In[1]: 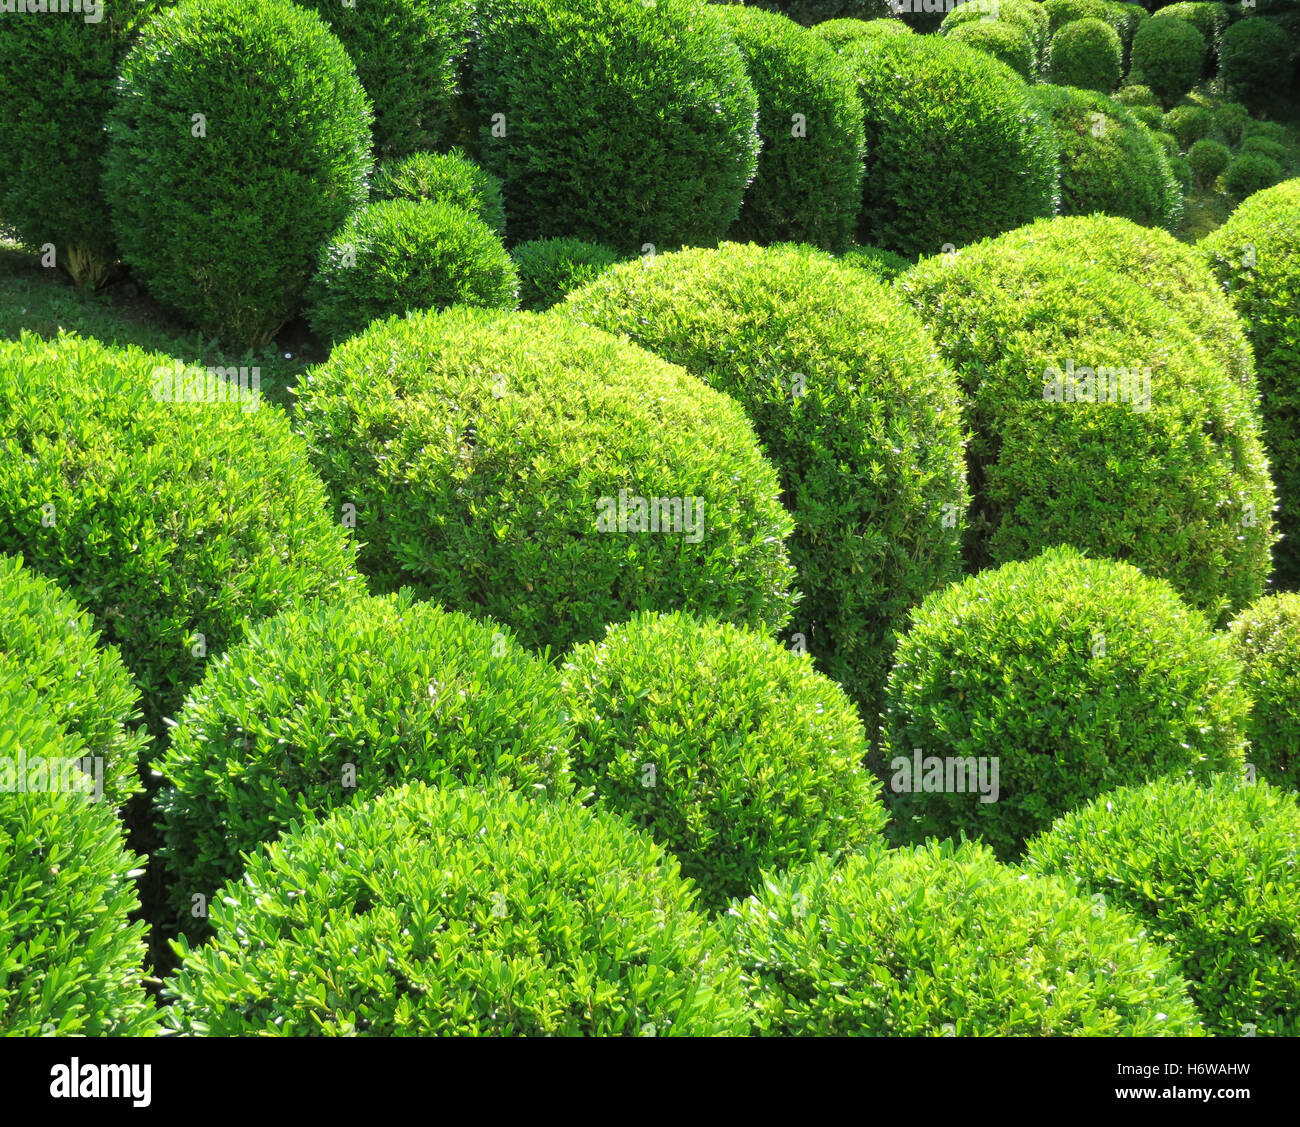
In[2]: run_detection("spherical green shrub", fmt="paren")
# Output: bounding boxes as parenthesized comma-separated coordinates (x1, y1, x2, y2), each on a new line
(371, 149, 507, 238)
(154, 591, 574, 928)
(1129, 104, 1165, 129)
(1241, 136, 1293, 164)
(304, 200, 518, 345)
(1031, 85, 1182, 231)
(880, 546, 1250, 860)
(288, 0, 474, 159)
(1042, 0, 1114, 35)
(1189, 137, 1231, 185)
(840, 33, 1059, 256)
(947, 19, 1036, 79)
(1025, 774, 1300, 1036)
(839, 242, 913, 280)
(1203, 179, 1300, 586)
(0, 554, 148, 810)
(1164, 104, 1213, 149)
(1211, 101, 1250, 145)
(1113, 83, 1160, 107)
(729, 1, 896, 27)
(161, 780, 748, 1036)
(561, 242, 967, 717)
(1048, 18, 1123, 92)
(1243, 118, 1289, 145)
(0, 332, 362, 732)
(1152, 2, 1230, 75)
(1224, 150, 1285, 198)
(0, 0, 162, 288)
(727, 839, 1204, 1036)
(511, 237, 621, 311)
(1220, 14, 1292, 109)
(560, 611, 889, 912)
(714, 4, 865, 253)
(1229, 594, 1300, 790)
(1129, 17, 1208, 108)
(103, 0, 372, 348)
(811, 15, 913, 52)
(897, 215, 1275, 622)
(1152, 129, 1181, 158)
(464, 0, 759, 254)
(294, 307, 797, 655)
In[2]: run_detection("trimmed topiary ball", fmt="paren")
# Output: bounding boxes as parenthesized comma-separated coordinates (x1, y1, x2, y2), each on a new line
(732, 0, 896, 25)
(560, 611, 889, 913)
(1221, 18, 1294, 110)
(1152, 2, 1230, 75)
(839, 242, 913, 280)
(879, 546, 1250, 860)
(1211, 100, 1250, 145)
(811, 15, 913, 51)
(1241, 136, 1294, 165)
(946, 19, 1036, 80)
(714, 4, 865, 253)
(294, 306, 797, 655)
(1042, 0, 1114, 34)
(103, 0, 373, 348)
(1224, 150, 1285, 198)
(1129, 17, 1207, 108)
(304, 200, 518, 345)
(1189, 137, 1231, 186)
(727, 839, 1205, 1036)
(560, 242, 968, 718)
(1047, 18, 1123, 93)
(1025, 774, 1300, 1036)
(1229, 593, 1300, 790)
(161, 780, 748, 1035)
(464, 0, 759, 254)
(154, 591, 574, 931)
(1113, 83, 1160, 107)
(941, 0, 1049, 75)
(1165, 104, 1213, 149)
(1129, 103, 1165, 129)
(371, 149, 507, 238)
(511, 237, 621, 311)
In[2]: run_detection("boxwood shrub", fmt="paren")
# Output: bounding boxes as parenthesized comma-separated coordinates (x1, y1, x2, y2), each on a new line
(103, 0, 373, 348)
(1241, 136, 1294, 165)
(1224, 150, 1286, 197)
(1042, 0, 1114, 35)
(1129, 104, 1165, 129)
(941, 0, 1049, 74)
(1212, 100, 1250, 144)
(511, 237, 621, 311)
(371, 149, 507, 238)
(1113, 83, 1160, 107)
(1229, 593, 1300, 790)
(1152, 2, 1230, 75)
(896, 216, 1275, 621)
(294, 306, 797, 655)
(464, 0, 759, 254)
(1048, 18, 1123, 92)
(1165, 103, 1214, 148)
(811, 15, 913, 50)
(726, 840, 1204, 1036)
(304, 200, 518, 345)
(1025, 775, 1300, 1036)
(732, 0, 896, 25)
(946, 20, 1036, 80)
(1129, 17, 1208, 107)
(840, 242, 913, 280)
(1152, 129, 1181, 159)
(162, 780, 748, 1036)
(0, 332, 362, 732)
(1105, 0, 1147, 69)
(1189, 137, 1232, 186)
(714, 4, 865, 253)
(1221, 15, 1293, 111)
(561, 242, 967, 717)
(560, 611, 889, 912)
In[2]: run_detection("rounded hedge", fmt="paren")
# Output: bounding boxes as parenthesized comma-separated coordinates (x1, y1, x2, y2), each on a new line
(897, 215, 1274, 621)
(1129, 17, 1208, 108)
(1025, 775, 1300, 1036)
(1152, 129, 1181, 159)
(1229, 593, 1300, 790)
(726, 839, 1204, 1036)
(161, 781, 748, 1036)
(1042, 0, 1114, 35)
(371, 149, 507, 238)
(560, 611, 889, 912)
(1113, 83, 1160, 107)
(880, 546, 1250, 859)
(839, 33, 1059, 257)
(737, 0, 896, 25)
(1152, 2, 1230, 74)
(1165, 103, 1214, 148)
(1048, 18, 1123, 92)
(561, 242, 968, 717)
(104, 0, 372, 348)
(304, 200, 518, 345)
(0, 332, 362, 732)
(1221, 17, 1294, 109)
(1129, 103, 1165, 129)
(0, 554, 147, 811)
(947, 19, 1036, 80)
(511, 237, 621, 311)
(714, 4, 865, 253)
(1203, 179, 1300, 586)
(1243, 118, 1289, 145)
(464, 0, 759, 254)
(1211, 100, 1250, 145)
(1224, 150, 1285, 198)
(154, 591, 573, 930)
(294, 306, 797, 655)
(940, 0, 1049, 74)
(1189, 137, 1231, 186)
(811, 15, 913, 51)
(839, 242, 913, 280)
(1241, 136, 1293, 164)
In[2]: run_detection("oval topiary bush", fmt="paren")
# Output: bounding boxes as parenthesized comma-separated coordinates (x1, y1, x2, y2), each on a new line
(1211, 100, 1250, 145)
(1152, 2, 1230, 75)
(1047, 17, 1123, 92)
(103, 0, 373, 348)
(1189, 137, 1231, 186)
(561, 242, 968, 718)
(1229, 593, 1300, 790)
(839, 242, 913, 280)
(1151, 129, 1181, 159)
(1224, 150, 1285, 198)
(1165, 103, 1214, 149)
(560, 611, 889, 913)
(1042, 0, 1114, 35)
(733, 0, 896, 25)
(154, 591, 574, 931)
(371, 149, 507, 238)
(294, 306, 797, 655)
(1241, 136, 1294, 165)
(714, 4, 865, 253)
(1129, 16, 1208, 108)
(811, 15, 913, 51)
(946, 19, 1036, 80)
(940, 0, 1049, 74)
(1025, 774, 1300, 1036)
(304, 199, 518, 345)
(727, 839, 1205, 1036)
(1129, 103, 1165, 129)
(879, 546, 1250, 860)
(511, 237, 621, 311)
(464, 0, 759, 254)
(161, 780, 748, 1035)
(1113, 83, 1160, 107)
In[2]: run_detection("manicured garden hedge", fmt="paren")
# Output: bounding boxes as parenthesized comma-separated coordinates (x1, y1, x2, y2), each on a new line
(946, 19, 1035, 80)
(1047, 17, 1123, 92)
(1129, 16, 1208, 107)
(371, 150, 507, 238)
(511, 238, 621, 311)
(1229, 593, 1300, 790)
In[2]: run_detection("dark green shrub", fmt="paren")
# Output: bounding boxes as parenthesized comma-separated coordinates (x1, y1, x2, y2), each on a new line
(1105, 0, 1148, 68)
(0, 332, 361, 732)
(1211, 100, 1250, 144)
(1048, 18, 1123, 92)
(0, 554, 147, 810)
(1130, 103, 1165, 128)
(1025, 775, 1300, 1036)
(464, 0, 759, 254)
(162, 780, 748, 1035)
(1042, 0, 1114, 35)
(294, 307, 797, 655)
(511, 238, 621, 311)
(1224, 150, 1285, 196)
(1242, 136, 1293, 164)
(839, 242, 913, 280)
(1243, 118, 1289, 144)
(941, 0, 1048, 73)
(947, 19, 1036, 79)
(561, 242, 967, 717)
(1113, 83, 1160, 106)
(1203, 179, 1300, 585)
(103, 0, 372, 349)
(1152, 129, 1181, 158)
(1153, 2, 1231, 74)
(560, 611, 888, 912)
(1130, 17, 1208, 107)
(1189, 137, 1232, 184)
(840, 34, 1059, 256)
(727, 839, 1204, 1036)
(1229, 593, 1300, 790)
(811, 15, 913, 52)
(1220, 14, 1292, 109)
(1171, 153, 1195, 189)
(371, 149, 507, 238)
(154, 591, 573, 929)
(896, 215, 1275, 621)
(724, 1, 896, 26)
(715, 4, 865, 253)
(304, 200, 517, 345)
(1165, 103, 1214, 148)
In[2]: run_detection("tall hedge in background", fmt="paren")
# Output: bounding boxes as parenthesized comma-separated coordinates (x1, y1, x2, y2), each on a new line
(1219, 16, 1293, 112)
(1129, 16, 1207, 107)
